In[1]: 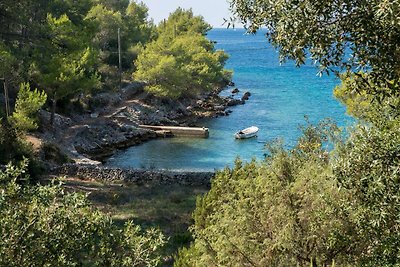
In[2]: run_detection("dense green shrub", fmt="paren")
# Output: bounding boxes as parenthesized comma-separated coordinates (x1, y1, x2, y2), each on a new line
(0, 119, 32, 164)
(177, 118, 400, 266)
(333, 120, 400, 266)
(42, 142, 72, 165)
(0, 160, 165, 266)
(176, 122, 356, 266)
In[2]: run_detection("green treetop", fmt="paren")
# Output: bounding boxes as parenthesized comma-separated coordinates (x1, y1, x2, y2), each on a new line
(134, 8, 230, 99)
(30, 14, 100, 124)
(158, 8, 212, 37)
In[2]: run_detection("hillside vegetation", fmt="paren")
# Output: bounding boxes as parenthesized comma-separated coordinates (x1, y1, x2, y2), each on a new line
(0, 0, 229, 165)
(1, 0, 400, 266)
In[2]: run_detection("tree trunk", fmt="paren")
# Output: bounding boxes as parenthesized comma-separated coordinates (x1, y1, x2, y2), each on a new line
(50, 92, 57, 126)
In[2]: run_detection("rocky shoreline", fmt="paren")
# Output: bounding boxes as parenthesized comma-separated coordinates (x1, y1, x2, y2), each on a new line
(36, 82, 251, 167)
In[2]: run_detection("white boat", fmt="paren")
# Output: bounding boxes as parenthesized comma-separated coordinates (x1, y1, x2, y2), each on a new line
(234, 126, 259, 139)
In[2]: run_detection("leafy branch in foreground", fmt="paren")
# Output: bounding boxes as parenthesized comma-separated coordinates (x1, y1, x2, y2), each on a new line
(229, 0, 400, 99)
(0, 160, 165, 267)
(333, 118, 400, 266)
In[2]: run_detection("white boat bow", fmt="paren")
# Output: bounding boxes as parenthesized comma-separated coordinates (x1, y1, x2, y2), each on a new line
(235, 126, 259, 139)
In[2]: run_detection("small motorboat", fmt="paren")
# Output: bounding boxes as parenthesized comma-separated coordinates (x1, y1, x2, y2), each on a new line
(234, 126, 259, 139)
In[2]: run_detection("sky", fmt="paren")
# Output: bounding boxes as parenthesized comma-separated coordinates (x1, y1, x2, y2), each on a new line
(140, 0, 234, 28)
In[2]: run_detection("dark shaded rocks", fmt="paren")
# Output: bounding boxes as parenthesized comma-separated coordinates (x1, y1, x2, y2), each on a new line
(38, 110, 72, 130)
(226, 98, 245, 106)
(241, 91, 251, 101)
(231, 88, 240, 94)
(216, 110, 228, 116)
(214, 105, 225, 111)
(74, 122, 157, 160)
(228, 81, 235, 87)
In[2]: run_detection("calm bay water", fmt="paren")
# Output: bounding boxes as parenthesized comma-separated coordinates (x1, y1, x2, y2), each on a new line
(105, 29, 350, 171)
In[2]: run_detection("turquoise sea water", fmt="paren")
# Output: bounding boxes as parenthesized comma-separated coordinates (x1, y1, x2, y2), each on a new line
(105, 28, 351, 171)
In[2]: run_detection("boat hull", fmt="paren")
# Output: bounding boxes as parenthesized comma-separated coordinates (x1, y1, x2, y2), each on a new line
(234, 126, 259, 139)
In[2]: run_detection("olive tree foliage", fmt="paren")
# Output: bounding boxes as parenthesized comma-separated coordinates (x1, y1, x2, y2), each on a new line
(0, 160, 165, 267)
(229, 0, 400, 99)
(333, 119, 400, 266)
(176, 121, 356, 267)
(334, 72, 400, 124)
(134, 9, 230, 99)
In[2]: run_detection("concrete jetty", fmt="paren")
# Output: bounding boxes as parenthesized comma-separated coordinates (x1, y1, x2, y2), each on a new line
(139, 125, 209, 138)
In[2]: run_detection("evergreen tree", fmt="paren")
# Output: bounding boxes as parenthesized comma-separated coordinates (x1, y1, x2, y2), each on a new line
(134, 8, 230, 99)
(9, 83, 47, 132)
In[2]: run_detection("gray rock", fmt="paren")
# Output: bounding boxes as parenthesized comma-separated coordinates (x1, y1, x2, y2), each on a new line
(214, 105, 225, 111)
(227, 98, 245, 106)
(231, 88, 240, 94)
(241, 91, 251, 101)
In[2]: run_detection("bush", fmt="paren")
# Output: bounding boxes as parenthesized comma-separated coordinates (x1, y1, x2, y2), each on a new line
(0, 160, 165, 266)
(176, 122, 355, 266)
(0, 120, 32, 164)
(333, 120, 400, 266)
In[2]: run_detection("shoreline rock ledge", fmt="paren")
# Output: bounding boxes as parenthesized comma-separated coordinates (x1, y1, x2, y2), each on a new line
(52, 164, 214, 186)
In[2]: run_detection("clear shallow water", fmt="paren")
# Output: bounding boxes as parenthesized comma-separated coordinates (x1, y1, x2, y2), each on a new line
(105, 28, 351, 171)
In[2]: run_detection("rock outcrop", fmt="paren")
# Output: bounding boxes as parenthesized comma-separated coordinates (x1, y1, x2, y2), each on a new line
(241, 91, 251, 101)
(74, 121, 157, 160)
